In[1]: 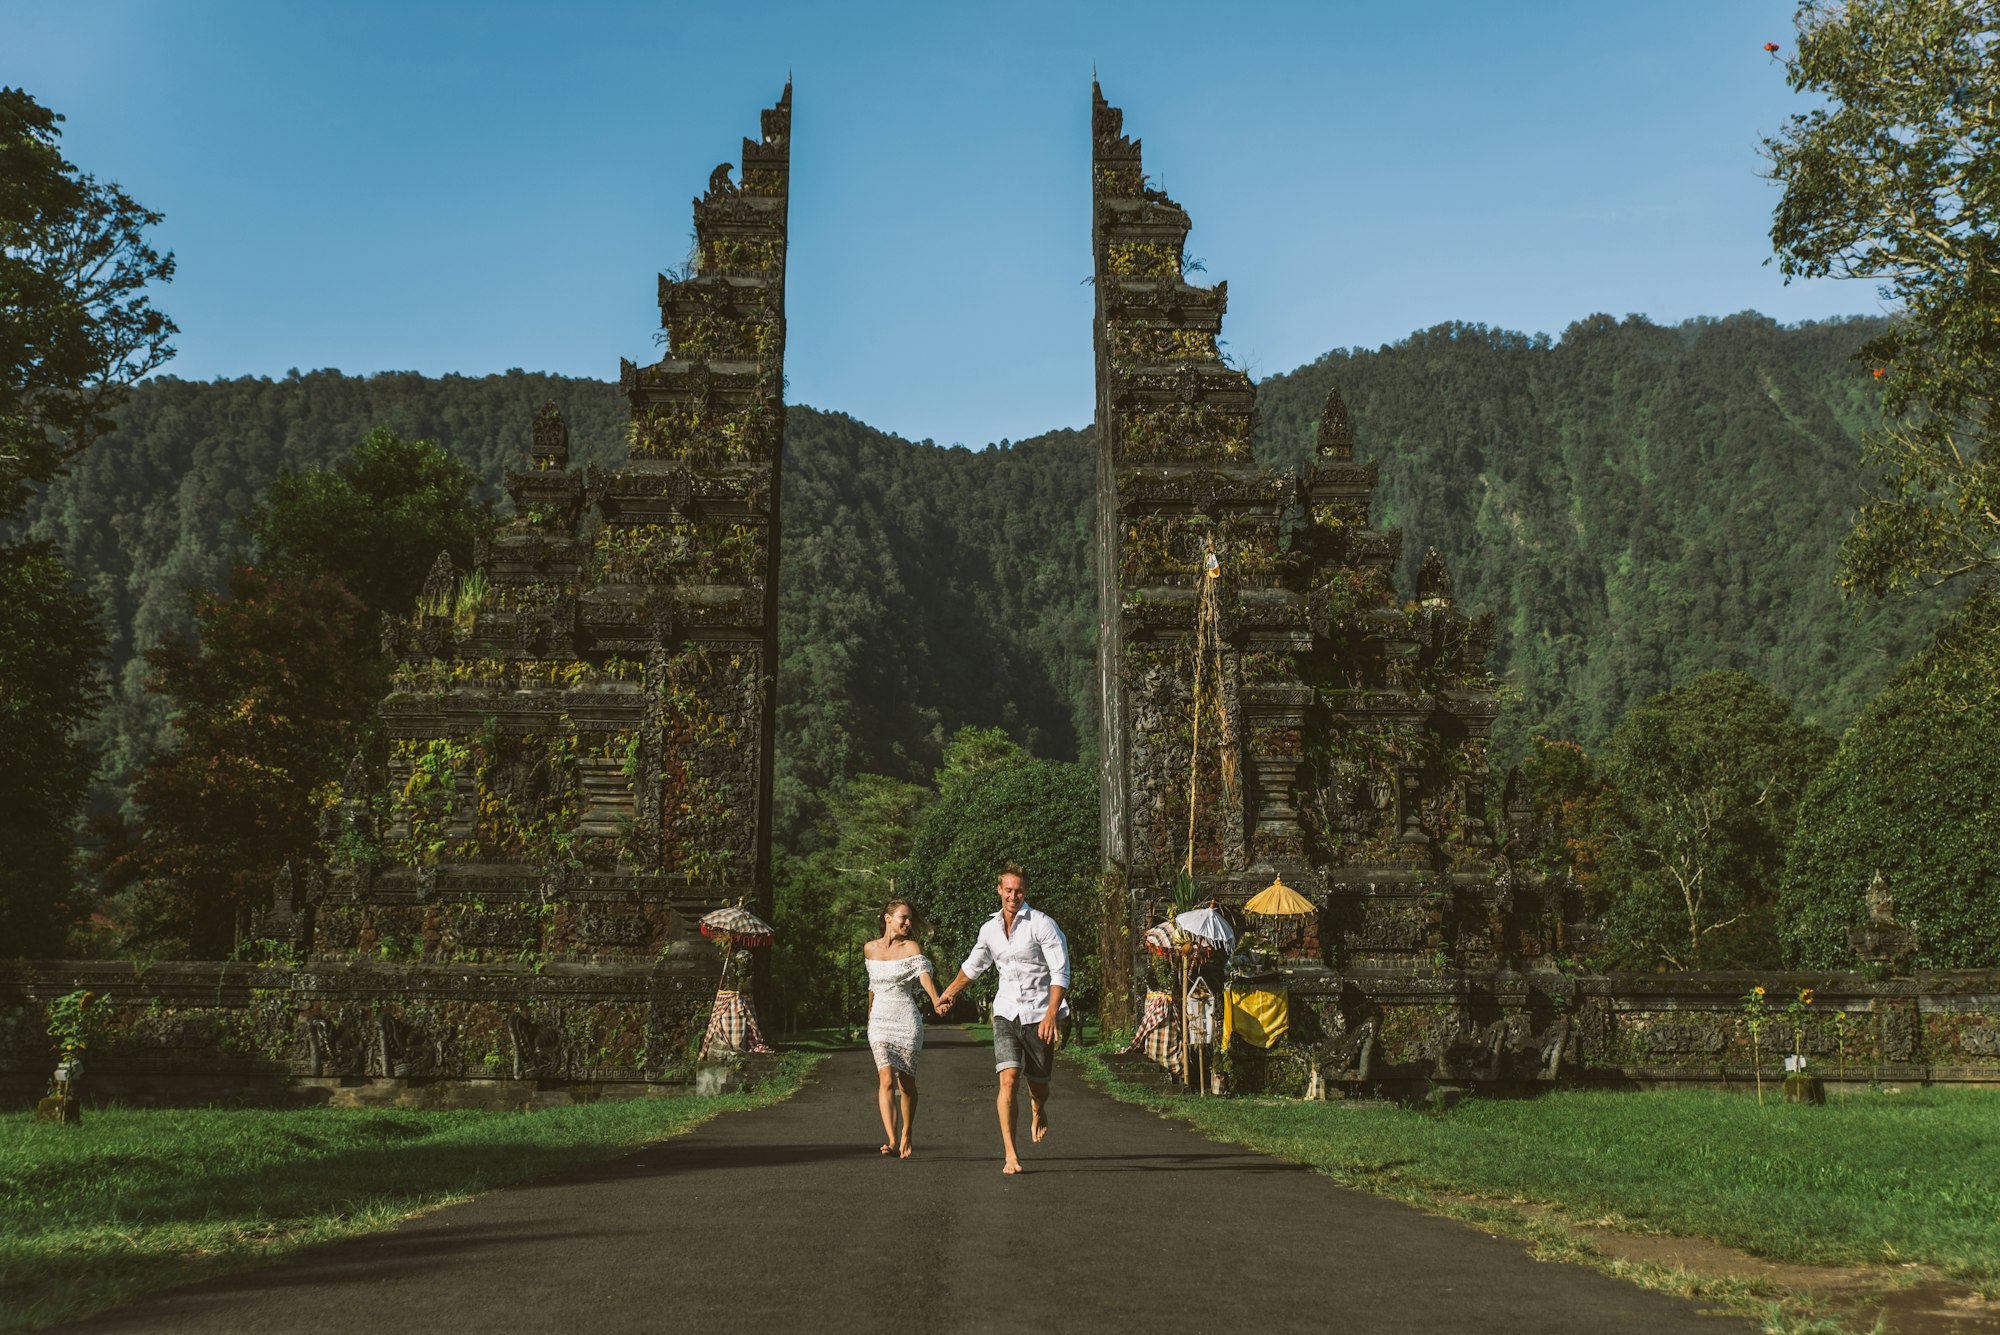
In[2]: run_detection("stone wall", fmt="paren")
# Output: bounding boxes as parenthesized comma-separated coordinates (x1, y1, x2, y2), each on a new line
(12, 958, 1992, 1108)
(0, 957, 722, 1107)
(1225, 968, 2000, 1096)
(0, 961, 293, 1105)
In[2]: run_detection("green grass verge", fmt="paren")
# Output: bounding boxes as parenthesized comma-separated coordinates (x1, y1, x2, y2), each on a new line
(1073, 1049, 2000, 1328)
(0, 1055, 821, 1334)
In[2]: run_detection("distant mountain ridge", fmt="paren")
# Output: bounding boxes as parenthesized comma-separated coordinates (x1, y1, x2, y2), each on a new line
(14, 313, 1940, 824)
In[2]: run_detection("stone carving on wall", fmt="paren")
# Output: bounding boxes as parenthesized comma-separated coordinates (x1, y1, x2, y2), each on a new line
(507, 1011, 587, 1081)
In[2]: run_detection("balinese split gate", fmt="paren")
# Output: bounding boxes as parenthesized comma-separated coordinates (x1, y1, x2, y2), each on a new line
(2, 83, 1998, 1104)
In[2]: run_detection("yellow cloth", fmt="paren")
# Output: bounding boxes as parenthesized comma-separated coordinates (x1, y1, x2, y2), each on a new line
(1223, 986, 1289, 1048)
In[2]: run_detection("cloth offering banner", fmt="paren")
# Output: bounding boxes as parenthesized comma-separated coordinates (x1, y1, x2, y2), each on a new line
(1125, 989, 1183, 1076)
(699, 990, 774, 1059)
(1223, 985, 1289, 1048)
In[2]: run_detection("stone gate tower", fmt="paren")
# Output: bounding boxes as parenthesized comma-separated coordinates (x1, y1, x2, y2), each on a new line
(1091, 85, 1522, 1040)
(278, 86, 792, 1086)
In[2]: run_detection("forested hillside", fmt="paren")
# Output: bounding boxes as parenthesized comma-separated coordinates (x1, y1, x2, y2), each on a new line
(12, 313, 1941, 834)
(1253, 313, 1943, 754)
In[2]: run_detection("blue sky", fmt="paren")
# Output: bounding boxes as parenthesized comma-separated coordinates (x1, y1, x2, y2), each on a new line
(10, 1, 1865, 447)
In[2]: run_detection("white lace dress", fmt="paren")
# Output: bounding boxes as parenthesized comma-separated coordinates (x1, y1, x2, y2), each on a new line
(866, 953, 932, 1074)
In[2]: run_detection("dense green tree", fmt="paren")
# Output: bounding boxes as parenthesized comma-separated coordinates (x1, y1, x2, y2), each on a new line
(245, 427, 493, 614)
(775, 414, 1095, 808)
(109, 427, 497, 955)
(1509, 737, 1619, 920)
(1780, 589, 2000, 969)
(900, 756, 1098, 1013)
(933, 724, 1028, 795)
(9, 372, 624, 812)
(2, 87, 173, 952)
(1597, 672, 1835, 971)
(1, 88, 175, 513)
(768, 772, 932, 1029)
(0, 542, 104, 955)
(1765, 1, 2000, 597)
(113, 567, 378, 956)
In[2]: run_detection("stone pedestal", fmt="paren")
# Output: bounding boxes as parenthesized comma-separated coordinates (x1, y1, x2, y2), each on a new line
(695, 1062, 745, 1096)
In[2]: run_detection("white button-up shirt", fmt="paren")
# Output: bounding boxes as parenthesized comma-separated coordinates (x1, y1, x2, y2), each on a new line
(959, 904, 1070, 1024)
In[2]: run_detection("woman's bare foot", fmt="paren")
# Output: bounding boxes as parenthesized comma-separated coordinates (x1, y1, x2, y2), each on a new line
(1031, 1103, 1050, 1142)
(1002, 1158, 1025, 1174)
(898, 1139, 914, 1160)
(879, 1143, 894, 1155)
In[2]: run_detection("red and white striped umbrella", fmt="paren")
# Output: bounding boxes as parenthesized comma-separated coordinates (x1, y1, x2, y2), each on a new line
(699, 906, 775, 947)
(1145, 920, 1222, 959)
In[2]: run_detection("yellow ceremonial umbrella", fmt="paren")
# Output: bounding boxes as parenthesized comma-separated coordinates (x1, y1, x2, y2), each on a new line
(1244, 875, 1315, 919)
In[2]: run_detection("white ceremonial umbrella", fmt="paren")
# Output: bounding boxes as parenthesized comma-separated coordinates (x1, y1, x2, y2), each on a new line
(1175, 907, 1236, 951)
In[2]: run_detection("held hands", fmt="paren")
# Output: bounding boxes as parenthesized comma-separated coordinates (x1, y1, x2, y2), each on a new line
(933, 991, 955, 1016)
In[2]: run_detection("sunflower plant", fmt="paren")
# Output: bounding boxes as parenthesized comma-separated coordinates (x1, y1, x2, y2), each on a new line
(1740, 984, 1771, 1104)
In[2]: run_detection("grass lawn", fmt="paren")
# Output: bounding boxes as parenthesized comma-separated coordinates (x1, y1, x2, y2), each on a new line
(1074, 1050, 2000, 1290)
(0, 1055, 818, 1334)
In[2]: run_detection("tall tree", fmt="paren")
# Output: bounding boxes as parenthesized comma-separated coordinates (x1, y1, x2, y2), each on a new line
(0, 543, 104, 954)
(115, 568, 377, 956)
(1599, 672, 1835, 971)
(111, 428, 495, 955)
(1765, 1, 2000, 597)
(245, 426, 493, 614)
(1, 88, 177, 512)
(1, 87, 175, 953)
(1510, 737, 1620, 921)
(769, 773, 932, 1029)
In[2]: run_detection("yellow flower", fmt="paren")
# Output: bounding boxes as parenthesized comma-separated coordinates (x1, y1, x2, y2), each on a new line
(1753, 985, 1766, 998)
(1801, 988, 1815, 1004)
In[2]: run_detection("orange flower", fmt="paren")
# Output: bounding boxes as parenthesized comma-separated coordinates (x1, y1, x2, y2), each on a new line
(1872, 368, 1886, 378)
(1764, 42, 1780, 52)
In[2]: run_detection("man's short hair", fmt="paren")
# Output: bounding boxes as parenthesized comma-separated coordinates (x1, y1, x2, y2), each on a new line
(997, 861, 1025, 881)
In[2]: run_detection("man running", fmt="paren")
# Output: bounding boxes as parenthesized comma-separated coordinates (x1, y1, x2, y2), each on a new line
(935, 863, 1069, 1175)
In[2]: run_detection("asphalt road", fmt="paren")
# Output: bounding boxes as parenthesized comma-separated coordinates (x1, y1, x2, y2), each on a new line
(52, 1028, 1747, 1333)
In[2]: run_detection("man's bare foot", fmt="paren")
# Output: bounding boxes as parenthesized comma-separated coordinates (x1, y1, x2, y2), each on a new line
(898, 1139, 914, 1159)
(1031, 1103, 1050, 1142)
(1002, 1158, 1025, 1175)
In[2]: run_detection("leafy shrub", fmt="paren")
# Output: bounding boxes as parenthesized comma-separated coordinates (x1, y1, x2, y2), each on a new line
(900, 757, 1100, 1013)
(1598, 671, 1834, 970)
(1779, 589, 2000, 968)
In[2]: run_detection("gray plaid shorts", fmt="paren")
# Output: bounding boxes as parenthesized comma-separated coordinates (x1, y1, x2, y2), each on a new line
(992, 1014, 1053, 1082)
